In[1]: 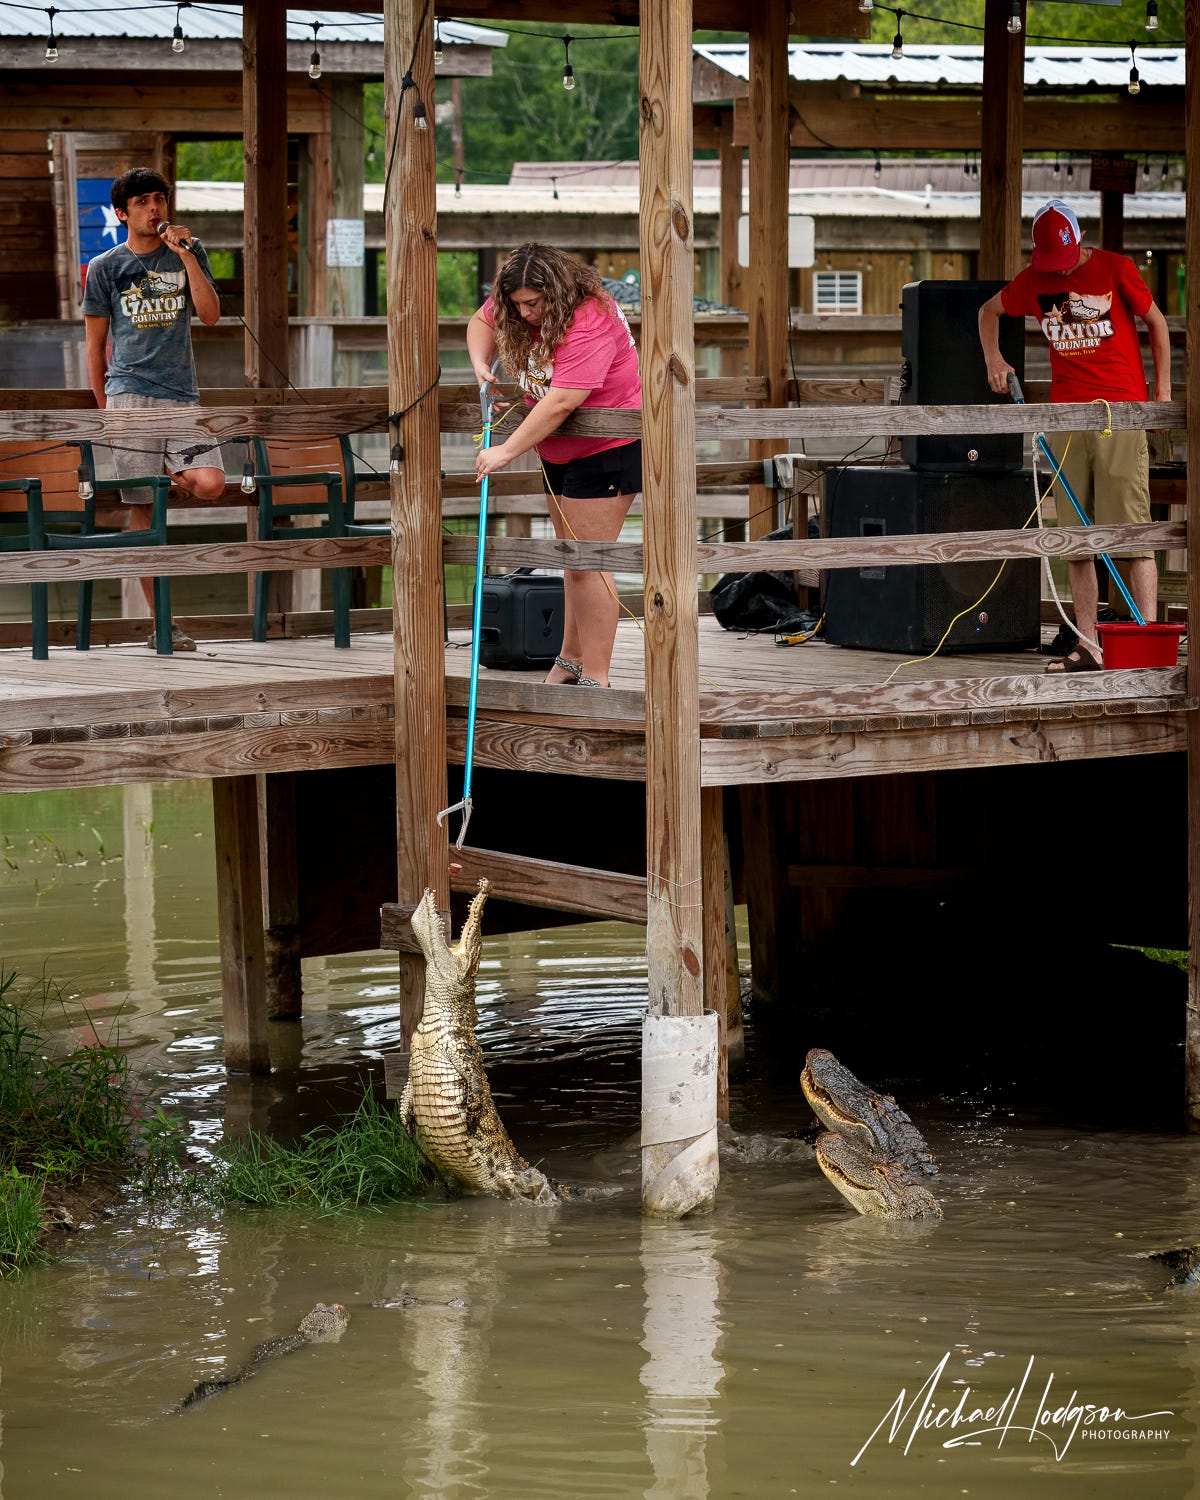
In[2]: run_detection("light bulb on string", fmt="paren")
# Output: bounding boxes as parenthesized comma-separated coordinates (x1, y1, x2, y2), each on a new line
(891, 12, 904, 62)
(873, 152, 881, 179)
(1145, 0, 1159, 30)
(76, 465, 93, 501)
(1128, 42, 1140, 96)
(963, 153, 970, 177)
(308, 23, 321, 81)
(240, 460, 256, 495)
(44, 6, 59, 61)
(1053, 152, 1060, 175)
(561, 35, 575, 91)
(857, 0, 872, 11)
(434, 18, 444, 66)
(367, 137, 376, 165)
(389, 442, 404, 475)
(1007, 1, 1022, 36)
(172, 1, 188, 53)
(413, 98, 428, 132)
(1066, 159, 1074, 179)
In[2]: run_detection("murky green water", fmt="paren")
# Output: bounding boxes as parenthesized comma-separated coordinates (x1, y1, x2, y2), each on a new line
(1, 783, 1198, 1498)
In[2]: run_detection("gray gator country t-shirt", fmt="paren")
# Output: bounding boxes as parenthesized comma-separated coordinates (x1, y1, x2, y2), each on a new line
(81, 241, 217, 402)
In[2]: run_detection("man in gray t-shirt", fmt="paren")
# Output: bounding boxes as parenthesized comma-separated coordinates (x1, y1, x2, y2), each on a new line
(82, 166, 226, 650)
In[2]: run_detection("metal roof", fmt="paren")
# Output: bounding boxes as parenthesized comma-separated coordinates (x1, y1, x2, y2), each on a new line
(0, 2, 506, 46)
(693, 42, 1184, 91)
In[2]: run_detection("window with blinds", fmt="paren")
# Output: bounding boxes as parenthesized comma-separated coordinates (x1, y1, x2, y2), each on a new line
(813, 271, 863, 315)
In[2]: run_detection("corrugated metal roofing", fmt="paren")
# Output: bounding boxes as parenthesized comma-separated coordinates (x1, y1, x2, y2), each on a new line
(178, 179, 1185, 227)
(693, 42, 1184, 91)
(0, 2, 505, 46)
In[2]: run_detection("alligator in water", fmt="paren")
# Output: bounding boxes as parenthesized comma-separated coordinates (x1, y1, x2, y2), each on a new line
(814, 1131, 943, 1221)
(801, 1048, 942, 1220)
(801, 1047, 938, 1178)
(173, 1303, 349, 1411)
(1147, 1244, 1200, 1289)
(400, 880, 583, 1204)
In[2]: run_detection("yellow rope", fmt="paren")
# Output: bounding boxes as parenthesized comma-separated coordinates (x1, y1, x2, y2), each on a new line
(1092, 397, 1113, 438)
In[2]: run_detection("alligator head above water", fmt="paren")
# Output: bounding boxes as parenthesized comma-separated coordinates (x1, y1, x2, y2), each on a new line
(801, 1047, 938, 1178)
(814, 1132, 943, 1221)
(174, 1302, 349, 1411)
(400, 879, 578, 1205)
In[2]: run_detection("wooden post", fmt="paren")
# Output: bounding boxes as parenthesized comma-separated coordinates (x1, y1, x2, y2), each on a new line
(329, 78, 367, 381)
(385, 0, 447, 1047)
(978, 0, 1024, 281)
(1184, 0, 1200, 1130)
(242, 0, 290, 388)
(746, 0, 790, 539)
(258, 772, 302, 1020)
(639, 0, 717, 1218)
(212, 775, 270, 1074)
(701, 787, 730, 1123)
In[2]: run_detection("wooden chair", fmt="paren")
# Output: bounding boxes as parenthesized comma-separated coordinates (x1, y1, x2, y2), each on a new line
(251, 434, 388, 648)
(0, 441, 173, 658)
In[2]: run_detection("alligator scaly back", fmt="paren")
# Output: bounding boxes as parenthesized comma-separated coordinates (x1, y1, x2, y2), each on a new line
(400, 879, 576, 1204)
(173, 1303, 349, 1412)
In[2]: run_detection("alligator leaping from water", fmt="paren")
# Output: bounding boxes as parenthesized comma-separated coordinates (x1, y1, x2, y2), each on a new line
(400, 879, 584, 1204)
(801, 1048, 942, 1221)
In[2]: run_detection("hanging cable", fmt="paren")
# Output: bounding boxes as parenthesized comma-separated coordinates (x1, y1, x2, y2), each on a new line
(172, 1, 189, 53)
(433, 16, 444, 65)
(891, 11, 905, 61)
(308, 22, 322, 80)
(1128, 40, 1141, 95)
(44, 6, 59, 61)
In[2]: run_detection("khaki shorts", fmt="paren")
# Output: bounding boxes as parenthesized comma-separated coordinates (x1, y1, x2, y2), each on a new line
(1043, 428, 1153, 560)
(106, 393, 225, 505)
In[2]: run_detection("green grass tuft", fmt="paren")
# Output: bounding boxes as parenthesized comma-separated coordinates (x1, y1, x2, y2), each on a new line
(208, 1086, 432, 1213)
(0, 1168, 48, 1276)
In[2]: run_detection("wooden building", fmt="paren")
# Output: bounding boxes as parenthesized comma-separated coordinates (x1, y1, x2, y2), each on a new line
(1, 0, 1198, 1219)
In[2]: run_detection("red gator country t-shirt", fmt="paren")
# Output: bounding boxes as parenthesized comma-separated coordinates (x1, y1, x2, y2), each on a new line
(1000, 249, 1153, 403)
(482, 293, 641, 463)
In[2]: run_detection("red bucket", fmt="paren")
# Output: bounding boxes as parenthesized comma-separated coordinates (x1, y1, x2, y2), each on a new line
(1095, 622, 1185, 669)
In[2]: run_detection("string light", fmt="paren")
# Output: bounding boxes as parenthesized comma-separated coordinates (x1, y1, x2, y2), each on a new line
(389, 441, 404, 475)
(366, 136, 376, 164)
(1128, 41, 1140, 95)
(413, 98, 428, 131)
(1145, 0, 1159, 30)
(434, 17, 444, 65)
(76, 464, 93, 502)
(561, 34, 575, 91)
(240, 454, 256, 495)
(551, 174, 559, 200)
(891, 11, 905, 61)
(1053, 151, 1060, 174)
(857, 0, 873, 11)
(1067, 159, 1074, 179)
(308, 22, 321, 81)
(873, 151, 881, 179)
(963, 152, 970, 176)
(44, 6, 58, 61)
(172, 1, 188, 53)
(1007, 0, 1022, 35)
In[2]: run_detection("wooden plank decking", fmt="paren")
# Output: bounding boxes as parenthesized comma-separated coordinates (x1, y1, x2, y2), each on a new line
(0, 616, 1189, 794)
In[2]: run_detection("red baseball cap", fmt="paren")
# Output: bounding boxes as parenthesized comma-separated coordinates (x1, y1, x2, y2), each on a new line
(1031, 199, 1082, 272)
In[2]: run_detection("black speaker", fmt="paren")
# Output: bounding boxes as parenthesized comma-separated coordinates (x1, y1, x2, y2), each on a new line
(476, 568, 565, 669)
(823, 466, 1040, 654)
(900, 279, 1024, 472)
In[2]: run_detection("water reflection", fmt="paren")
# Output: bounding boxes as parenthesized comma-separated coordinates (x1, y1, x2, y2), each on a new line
(639, 1223, 724, 1500)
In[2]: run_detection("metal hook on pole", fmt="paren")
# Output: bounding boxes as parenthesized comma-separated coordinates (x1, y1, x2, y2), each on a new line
(435, 361, 501, 849)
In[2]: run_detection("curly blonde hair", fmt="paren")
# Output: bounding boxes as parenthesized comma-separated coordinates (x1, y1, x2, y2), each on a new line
(490, 243, 613, 378)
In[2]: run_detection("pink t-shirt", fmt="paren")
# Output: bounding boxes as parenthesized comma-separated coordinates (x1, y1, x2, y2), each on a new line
(481, 293, 641, 463)
(1000, 249, 1153, 403)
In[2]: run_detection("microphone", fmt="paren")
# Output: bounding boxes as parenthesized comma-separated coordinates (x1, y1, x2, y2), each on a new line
(156, 221, 194, 253)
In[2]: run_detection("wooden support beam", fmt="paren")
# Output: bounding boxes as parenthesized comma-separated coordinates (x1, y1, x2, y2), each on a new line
(1185, 0, 1200, 1132)
(978, 0, 1025, 280)
(385, 0, 445, 1050)
(746, 0, 790, 540)
(212, 775, 271, 1073)
(639, 0, 715, 1219)
(242, 0, 290, 387)
(259, 772, 302, 1020)
(701, 787, 731, 1123)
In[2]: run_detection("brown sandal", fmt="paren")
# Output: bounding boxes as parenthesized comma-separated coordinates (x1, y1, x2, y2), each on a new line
(1046, 648, 1100, 674)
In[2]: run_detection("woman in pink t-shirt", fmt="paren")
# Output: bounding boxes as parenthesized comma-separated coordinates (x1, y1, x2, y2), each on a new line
(467, 243, 642, 688)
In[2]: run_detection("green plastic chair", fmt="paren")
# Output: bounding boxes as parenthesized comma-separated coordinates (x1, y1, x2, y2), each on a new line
(251, 434, 387, 648)
(0, 440, 173, 658)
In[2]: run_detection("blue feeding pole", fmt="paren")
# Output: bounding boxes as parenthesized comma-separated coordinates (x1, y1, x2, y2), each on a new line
(1008, 372, 1145, 625)
(437, 369, 497, 849)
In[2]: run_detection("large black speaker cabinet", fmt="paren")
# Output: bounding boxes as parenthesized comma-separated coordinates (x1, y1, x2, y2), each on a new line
(823, 466, 1040, 654)
(900, 279, 1024, 472)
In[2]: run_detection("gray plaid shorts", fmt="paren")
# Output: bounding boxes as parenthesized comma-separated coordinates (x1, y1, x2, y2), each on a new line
(106, 393, 225, 504)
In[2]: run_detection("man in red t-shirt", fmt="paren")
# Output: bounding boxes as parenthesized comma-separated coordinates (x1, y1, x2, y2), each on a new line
(979, 199, 1171, 672)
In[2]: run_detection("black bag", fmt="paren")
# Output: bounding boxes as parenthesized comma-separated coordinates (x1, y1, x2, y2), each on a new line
(710, 525, 811, 635)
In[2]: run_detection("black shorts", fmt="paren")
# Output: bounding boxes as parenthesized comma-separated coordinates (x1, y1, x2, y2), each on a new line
(541, 440, 642, 500)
